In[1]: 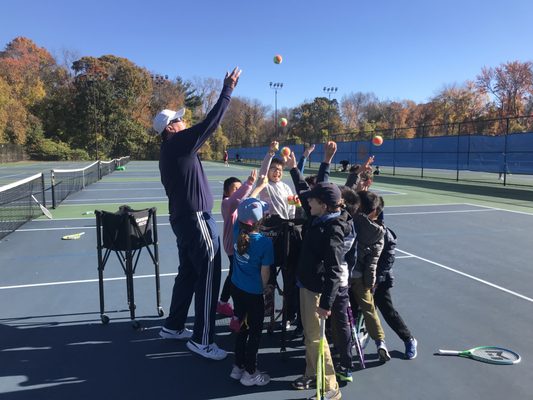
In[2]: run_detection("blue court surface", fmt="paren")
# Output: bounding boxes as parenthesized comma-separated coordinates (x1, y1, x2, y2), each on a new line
(1, 161, 533, 400)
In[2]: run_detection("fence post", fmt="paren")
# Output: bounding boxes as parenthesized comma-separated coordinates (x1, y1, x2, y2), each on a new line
(456, 122, 460, 182)
(421, 125, 425, 179)
(392, 128, 396, 176)
(503, 118, 509, 186)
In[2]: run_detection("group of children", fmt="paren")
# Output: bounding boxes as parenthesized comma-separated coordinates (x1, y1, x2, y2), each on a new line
(216, 141, 417, 400)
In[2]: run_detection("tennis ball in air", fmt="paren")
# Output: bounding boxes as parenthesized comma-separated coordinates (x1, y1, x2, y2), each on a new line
(279, 117, 288, 127)
(372, 135, 383, 146)
(281, 146, 291, 157)
(273, 54, 283, 64)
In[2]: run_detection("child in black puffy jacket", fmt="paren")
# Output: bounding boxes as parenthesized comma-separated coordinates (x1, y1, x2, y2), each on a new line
(374, 198, 418, 360)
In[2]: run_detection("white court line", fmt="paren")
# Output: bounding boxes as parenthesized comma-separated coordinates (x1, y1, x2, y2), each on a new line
(62, 197, 167, 202)
(463, 202, 533, 217)
(16, 220, 224, 232)
(386, 208, 496, 216)
(396, 248, 533, 303)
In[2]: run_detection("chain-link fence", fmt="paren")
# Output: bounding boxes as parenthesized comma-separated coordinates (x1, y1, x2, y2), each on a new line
(0, 143, 27, 163)
(228, 115, 533, 188)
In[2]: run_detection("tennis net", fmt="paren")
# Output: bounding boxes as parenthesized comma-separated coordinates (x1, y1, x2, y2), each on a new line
(99, 160, 116, 178)
(0, 173, 46, 240)
(51, 161, 100, 208)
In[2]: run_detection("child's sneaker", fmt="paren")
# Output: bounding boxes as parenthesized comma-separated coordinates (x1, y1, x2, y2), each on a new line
(335, 365, 353, 382)
(376, 340, 391, 362)
(404, 337, 418, 360)
(217, 301, 234, 317)
(308, 388, 342, 400)
(240, 370, 270, 386)
(186, 340, 227, 360)
(159, 327, 193, 340)
(229, 316, 241, 333)
(292, 375, 316, 390)
(230, 365, 245, 380)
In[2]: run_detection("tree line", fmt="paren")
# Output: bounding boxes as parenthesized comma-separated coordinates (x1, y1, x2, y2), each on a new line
(1, 37, 532, 161)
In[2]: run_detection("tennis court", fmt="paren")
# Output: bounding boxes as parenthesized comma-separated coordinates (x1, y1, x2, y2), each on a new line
(1, 160, 532, 400)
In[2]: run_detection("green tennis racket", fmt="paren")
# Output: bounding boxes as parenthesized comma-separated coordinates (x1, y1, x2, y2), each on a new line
(438, 346, 521, 365)
(61, 232, 85, 240)
(316, 318, 326, 400)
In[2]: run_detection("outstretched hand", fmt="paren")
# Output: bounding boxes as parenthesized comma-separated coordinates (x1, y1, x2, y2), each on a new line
(363, 155, 375, 171)
(224, 67, 242, 89)
(286, 151, 298, 169)
(324, 141, 337, 164)
(247, 169, 257, 185)
(303, 144, 316, 158)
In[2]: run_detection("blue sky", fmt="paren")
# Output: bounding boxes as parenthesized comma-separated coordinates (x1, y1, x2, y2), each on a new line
(1, 0, 532, 111)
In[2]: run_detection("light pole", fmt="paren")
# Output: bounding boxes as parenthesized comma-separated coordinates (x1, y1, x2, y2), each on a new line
(323, 86, 338, 139)
(86, 75, 101, 160)
(270, 82, 283, 137)
(151, 74, 168, 108)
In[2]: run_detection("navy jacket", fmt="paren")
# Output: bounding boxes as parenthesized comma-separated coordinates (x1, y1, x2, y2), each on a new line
(159, 86, 232, 221)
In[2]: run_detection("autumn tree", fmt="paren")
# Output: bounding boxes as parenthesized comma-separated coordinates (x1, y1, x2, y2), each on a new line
(72, 55, 152, 158)
(221, 97, 268, 146)
(476, 60, 533, 118)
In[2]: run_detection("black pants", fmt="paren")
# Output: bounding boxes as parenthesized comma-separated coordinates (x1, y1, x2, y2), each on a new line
(219, 254, 234, 303)
(374, 283, 412, 342)
(165, 212, 221, 345)
(232, 284, 265, 374)
(331, 286, 353, 369)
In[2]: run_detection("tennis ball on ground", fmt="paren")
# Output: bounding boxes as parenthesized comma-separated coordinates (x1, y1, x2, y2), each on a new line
(372, 135, 383, 146)
(279, 117, 288, 127)
(273, 54, 283, 64)
(281, 146, 291, 157)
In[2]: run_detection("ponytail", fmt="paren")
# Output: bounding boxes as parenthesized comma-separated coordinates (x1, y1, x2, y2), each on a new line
(237, 221, 260, 255)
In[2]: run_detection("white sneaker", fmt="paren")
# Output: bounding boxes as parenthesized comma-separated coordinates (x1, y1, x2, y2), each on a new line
(376, 340, 391, 362)
(230, 365, 245, 380)
(186, 340, 227, 360)
(159, 327, 193, 340)
(240, 370, 270, 386)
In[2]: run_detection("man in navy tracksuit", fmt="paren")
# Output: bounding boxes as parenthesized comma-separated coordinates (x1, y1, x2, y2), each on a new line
(153, 67, 241, 361)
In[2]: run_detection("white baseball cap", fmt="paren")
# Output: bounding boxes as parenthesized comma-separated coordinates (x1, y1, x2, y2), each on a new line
(152, 108, 185, 134)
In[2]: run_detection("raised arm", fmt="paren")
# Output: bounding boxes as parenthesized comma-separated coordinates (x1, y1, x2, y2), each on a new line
(190, 67, 242, 153)
(226, 170, 255, 213)
(317, 141, 337, 183)
(250, 174, 268, 198)
(259, 141, 278, 178)
(297, 144, 315, 174)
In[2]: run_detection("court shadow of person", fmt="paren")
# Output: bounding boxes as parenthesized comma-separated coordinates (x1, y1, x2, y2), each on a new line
(0, 316, 338, 400)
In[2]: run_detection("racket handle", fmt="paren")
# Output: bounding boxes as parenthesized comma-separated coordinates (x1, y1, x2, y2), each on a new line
(438, 349, 460, 355)
(319, 318, 326, 337)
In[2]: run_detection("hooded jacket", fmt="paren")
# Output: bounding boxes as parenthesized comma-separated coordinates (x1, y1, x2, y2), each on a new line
(350, 212, 385, 287)
(297, 208, 353, 311)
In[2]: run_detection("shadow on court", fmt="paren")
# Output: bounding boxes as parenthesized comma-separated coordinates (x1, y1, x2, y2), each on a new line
(0, 316, 315, 400)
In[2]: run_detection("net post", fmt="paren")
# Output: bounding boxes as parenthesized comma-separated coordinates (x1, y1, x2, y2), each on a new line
(51, 170, 57, 209)
(40, 173, 46, 207)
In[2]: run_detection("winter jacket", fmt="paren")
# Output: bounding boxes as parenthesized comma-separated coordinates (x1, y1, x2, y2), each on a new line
(376, 225, 397, 288)
(350, 213, 385, 287)
(296, 209, 353, 311)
